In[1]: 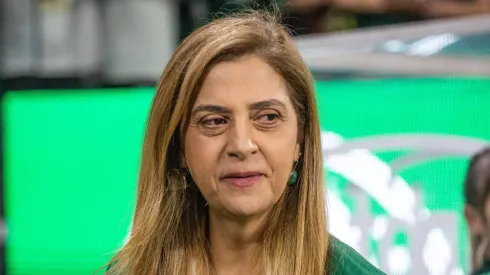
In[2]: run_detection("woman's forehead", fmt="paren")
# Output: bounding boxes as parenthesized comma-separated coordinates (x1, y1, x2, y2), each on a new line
(193, 57, 291, 106)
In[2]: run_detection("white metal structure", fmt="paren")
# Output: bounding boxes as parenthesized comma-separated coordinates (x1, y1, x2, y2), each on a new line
(296, 15, 490, 77)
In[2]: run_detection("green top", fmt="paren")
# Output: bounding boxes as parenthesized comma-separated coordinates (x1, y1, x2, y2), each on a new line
(329, 236, 386, 275)
(107, 235, 385, 274)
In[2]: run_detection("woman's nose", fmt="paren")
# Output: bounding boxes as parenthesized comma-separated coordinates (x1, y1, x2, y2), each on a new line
(226, 120, 258, 160)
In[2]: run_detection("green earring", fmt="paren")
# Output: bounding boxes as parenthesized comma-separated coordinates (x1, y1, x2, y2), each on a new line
(288, 156, 301, 186)
(288, 170, 298, 186)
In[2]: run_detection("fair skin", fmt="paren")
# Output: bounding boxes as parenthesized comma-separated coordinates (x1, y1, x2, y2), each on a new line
(184, 56, 301, 275)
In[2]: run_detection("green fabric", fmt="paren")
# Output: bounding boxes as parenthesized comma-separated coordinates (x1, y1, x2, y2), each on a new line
(473, 259, 490, 275)
(329, 236, 386, 275)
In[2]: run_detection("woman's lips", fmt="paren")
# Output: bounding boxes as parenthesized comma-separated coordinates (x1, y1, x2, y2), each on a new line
(221, 174, 262, 188)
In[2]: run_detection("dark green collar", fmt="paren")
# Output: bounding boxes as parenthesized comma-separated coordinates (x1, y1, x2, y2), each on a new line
(328, 236, 386, 275)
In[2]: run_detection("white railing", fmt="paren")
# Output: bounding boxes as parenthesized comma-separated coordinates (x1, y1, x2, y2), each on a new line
(296, 15, 490, 76)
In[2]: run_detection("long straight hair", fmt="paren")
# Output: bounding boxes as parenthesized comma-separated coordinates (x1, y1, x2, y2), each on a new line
(106, 10, 329, 275)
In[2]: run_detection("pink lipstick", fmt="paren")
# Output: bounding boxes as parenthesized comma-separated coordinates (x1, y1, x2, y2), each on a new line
(221, 172, 263, 188)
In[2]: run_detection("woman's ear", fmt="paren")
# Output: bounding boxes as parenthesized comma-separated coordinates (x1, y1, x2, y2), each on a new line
(465, 204, 485, 235)
(294, 143, 301, 161)
(297, 128, 304, 146)
(295, 127, 304, 161)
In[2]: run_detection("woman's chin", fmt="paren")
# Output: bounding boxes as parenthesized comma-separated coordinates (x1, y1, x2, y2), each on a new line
(220, 199, 272, 218)
(227, 207, 264, 218)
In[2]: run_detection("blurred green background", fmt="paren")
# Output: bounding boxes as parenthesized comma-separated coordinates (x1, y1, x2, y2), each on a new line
(2, 77, 490, 274)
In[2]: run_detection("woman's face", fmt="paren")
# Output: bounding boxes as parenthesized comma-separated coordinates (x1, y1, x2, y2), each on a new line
(184, 56, 301, 218)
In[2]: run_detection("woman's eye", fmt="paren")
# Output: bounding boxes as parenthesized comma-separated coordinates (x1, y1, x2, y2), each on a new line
(257, 113, 280, 124)
(201, 118, 227, 127)
(257, 113, 280, 127)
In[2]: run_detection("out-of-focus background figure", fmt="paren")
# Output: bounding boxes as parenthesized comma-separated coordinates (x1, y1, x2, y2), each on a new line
(1, 1, 490, 275)
(464, 148, 490, 275)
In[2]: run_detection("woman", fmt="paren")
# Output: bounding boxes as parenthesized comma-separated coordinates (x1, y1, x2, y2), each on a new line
(105, 10, 385, 275)
(464, 147, 490, 275)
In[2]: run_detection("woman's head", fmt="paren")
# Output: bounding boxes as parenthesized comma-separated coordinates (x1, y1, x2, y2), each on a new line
(185, 55, 302, 218)
(108, 10, 328, 275)
(464, 147, 490, 269)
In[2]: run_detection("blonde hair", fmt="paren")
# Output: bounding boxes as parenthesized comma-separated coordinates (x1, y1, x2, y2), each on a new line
(105, 10, 329, 275)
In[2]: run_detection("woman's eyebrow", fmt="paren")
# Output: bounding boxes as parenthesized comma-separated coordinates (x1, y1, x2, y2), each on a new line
(191, 99, 287, 116)
(249, 99, 287, 110)
(191, 104, 231, 116)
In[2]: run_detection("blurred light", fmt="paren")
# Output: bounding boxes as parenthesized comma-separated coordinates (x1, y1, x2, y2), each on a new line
(408, 34, 459, 56)
(423, 228, 451, 275)
(327, 190, 363, 252)
(449, 267, 464, 275)
(384, 40, 406, 53)
(419, 208, 431, 220)
(371, 216, 389, 241)
(388, 246, 411, 274)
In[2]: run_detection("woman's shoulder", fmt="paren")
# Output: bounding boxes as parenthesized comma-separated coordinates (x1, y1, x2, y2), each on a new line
(328, 235, 386, 275)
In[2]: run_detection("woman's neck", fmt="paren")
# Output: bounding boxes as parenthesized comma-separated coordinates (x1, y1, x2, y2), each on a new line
(208, 209, 268, 275)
